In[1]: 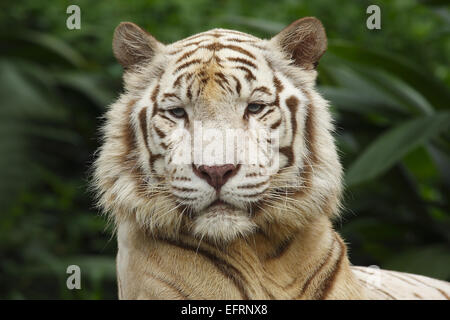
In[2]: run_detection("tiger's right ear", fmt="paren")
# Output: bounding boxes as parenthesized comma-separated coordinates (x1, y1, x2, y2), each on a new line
(113, 22, 164, 69)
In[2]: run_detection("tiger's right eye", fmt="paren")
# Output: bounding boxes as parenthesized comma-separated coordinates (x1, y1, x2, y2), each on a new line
(169, 107, 186, 118)
(247, 103, 265, 114)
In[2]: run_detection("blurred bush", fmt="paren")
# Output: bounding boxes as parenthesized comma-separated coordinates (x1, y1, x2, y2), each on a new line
(0, 0, 449, 299)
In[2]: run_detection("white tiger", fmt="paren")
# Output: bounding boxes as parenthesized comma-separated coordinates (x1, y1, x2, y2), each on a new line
(92, 17, 450, 299)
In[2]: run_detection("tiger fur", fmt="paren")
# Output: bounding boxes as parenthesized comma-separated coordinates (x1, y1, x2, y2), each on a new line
(92, 17, 450, 300)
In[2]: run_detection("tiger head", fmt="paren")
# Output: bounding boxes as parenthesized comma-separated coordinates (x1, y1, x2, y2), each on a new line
(93, 17, 342, 243)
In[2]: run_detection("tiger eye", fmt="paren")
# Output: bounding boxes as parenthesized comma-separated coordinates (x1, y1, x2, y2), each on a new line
(247, 103, 265, 114)
(169, 107, 186, 118)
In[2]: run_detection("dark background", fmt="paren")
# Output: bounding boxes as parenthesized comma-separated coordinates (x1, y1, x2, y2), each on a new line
(1, 0, 449, 299)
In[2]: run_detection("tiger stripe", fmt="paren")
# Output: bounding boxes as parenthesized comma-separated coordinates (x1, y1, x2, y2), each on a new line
(160, 237, 250, 299)
(295, 235, 336, 298)
(264, 233, 296, 261)
(227, 57, 257, 69)
(146, 273, 190, 299)
(317, 235, 346, 299)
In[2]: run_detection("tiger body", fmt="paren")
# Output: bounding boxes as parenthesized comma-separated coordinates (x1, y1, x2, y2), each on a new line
(93, 18, 450, 300)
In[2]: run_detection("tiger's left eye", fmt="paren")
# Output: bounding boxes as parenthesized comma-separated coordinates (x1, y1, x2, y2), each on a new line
(247, 103, 265, 114)
(169, 107, 186, 118)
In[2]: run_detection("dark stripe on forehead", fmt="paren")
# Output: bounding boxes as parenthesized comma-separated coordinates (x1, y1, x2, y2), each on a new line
(214, 78, 229, 93)
(269, 76, 284, 107)
(274, 76, 284, 93)
(227, 57, 257, 69)
(173, 73, 185, 88)
(207, 43, 256, 59)
(173, 59, 203, 74)
(212, 55, 224, 67)
(215, 72, 229, 85)
(225, 37, 257, 43)
(209, 31, 223, 38)
(232, 75, 241, 95)
(176, 49, 198, 64)
(216, 42, 256, 59)
(236, 66, 256, 82)
(219, 29, 256, 38)
(213, 73, 232, 94)
(181, 29, 255, 41)
(168, 48, 183, 56)
(151, 84, 160, 102)
(186, 81, 193, 100)
(162, 93, 180, 102)
(173, 43, 257, 71)
(252, 86, 271, 96)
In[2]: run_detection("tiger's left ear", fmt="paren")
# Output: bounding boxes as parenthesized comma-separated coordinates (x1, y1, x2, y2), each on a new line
(270, 17, 327, 70)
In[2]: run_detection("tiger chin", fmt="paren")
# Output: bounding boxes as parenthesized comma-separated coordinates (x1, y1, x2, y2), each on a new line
(93, 17, 450, 300)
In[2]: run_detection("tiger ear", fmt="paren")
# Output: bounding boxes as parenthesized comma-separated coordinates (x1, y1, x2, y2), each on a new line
(113, 22, 164, 69)
(271, 17, 327, 70)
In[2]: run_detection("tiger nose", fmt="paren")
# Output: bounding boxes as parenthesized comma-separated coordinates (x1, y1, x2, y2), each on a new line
(193, 164, 239, 191)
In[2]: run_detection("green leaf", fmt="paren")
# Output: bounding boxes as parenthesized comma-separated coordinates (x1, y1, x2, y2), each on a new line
(346, 112, 450, 186)
(21, 31, 86, 68)
(349, 65, 434, 116)
(319, 86, 404, 116)
(53, 72, 115, 107)
(320, 63, 433, 118)
(327, 41, 450, 110)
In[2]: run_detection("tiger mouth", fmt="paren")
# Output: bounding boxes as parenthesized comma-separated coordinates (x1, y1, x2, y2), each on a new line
(197, 199, 245, 216)
(206, 199, 234, 210)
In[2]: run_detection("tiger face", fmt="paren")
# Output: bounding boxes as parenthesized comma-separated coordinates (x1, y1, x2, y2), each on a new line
(94, 18, 343, 243)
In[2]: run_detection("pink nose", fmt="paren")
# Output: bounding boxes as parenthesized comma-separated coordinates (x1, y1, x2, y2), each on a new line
(193, 164, 239, 191)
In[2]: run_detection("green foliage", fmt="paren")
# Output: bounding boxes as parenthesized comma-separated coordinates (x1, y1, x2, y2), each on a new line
(346, 112, 450, 185)
(0, 0, 449, 299)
